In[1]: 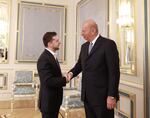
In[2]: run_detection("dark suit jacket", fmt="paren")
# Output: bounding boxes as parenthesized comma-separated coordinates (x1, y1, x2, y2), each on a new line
(37, 49, 66, 112)
(70, 35, 120, 107)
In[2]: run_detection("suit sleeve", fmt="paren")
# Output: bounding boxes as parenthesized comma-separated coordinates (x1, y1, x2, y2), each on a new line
(105, 40, 120, 99)
(69, 47, 83, 78)
(37, 58, 66, 88)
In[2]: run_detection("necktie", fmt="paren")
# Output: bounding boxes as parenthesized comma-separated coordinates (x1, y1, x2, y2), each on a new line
(88, 42, 93, 54)
(54, 54, 59, 66)
(55, 56, 58, 65)
(55, 57, 60, 69)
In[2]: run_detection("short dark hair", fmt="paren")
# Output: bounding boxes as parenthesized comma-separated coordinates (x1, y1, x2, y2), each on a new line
(43, 32, 57, 47)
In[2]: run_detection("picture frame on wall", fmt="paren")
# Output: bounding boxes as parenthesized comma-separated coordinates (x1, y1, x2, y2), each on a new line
(115, 90, 136, 118)
(16, 1, 66, 63)
(0, 73, 8, 90)
(0, 0, 10, 64)
(76, 0, 109, 60)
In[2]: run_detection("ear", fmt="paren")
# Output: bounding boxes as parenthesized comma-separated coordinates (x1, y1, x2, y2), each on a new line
(47, 41, 52, 48)
(91, 27, 96, 34)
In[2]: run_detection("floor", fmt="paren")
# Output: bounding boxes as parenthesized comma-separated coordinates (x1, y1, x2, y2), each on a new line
(0, 108, 85, 118)
(0, 108, 119, 118)
(0, 108, 41, 118)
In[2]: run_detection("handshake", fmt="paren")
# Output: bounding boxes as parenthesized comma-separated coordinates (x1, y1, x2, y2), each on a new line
(65, 72, 73, 83)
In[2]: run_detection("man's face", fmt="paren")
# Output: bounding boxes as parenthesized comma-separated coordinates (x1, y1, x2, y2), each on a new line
(50, 35, 61, 51)
(81, 24, 92, 42)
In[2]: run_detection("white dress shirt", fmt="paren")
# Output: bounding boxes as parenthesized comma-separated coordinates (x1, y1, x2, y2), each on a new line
(45, 48, 57, 59)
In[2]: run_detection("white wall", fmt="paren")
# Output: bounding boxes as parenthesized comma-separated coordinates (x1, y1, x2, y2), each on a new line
(0, 0, 145, 118)
(0, 0, 69, 100)
(109, 0, 145, 117)
(0, 0, 80, 100)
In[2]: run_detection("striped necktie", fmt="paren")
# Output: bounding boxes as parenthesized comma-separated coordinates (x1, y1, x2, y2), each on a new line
(88, 42, 93, 54)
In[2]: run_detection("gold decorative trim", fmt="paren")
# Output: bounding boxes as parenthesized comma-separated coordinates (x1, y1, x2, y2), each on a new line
(116, 0, 137, 75)
(0, 0, 11, 64)
(16, 1, 67, 63)
(0, 73, 8, 90)
(115, 89, 136, 118)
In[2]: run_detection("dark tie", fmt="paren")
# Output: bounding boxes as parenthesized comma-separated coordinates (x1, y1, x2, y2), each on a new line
(88, 42, 93, 54)
(55, 58, 60, 66)
(55, 58, 61, 74)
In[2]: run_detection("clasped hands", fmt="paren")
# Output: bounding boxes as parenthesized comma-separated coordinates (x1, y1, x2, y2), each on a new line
(65, 72, 73, 83)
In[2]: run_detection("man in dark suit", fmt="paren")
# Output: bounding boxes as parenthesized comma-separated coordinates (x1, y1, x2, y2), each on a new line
(37, 32, 68, 118)
(67, 19, 120, 118)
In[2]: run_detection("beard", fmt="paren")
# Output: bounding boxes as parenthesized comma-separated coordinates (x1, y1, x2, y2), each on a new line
(54, 47, 59, 51)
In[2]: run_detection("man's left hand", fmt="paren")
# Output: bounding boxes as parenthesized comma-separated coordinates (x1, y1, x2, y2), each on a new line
(107, 96, 116, 110)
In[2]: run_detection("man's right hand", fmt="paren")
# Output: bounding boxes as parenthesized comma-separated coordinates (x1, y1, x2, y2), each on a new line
(65, 72, 73, 83)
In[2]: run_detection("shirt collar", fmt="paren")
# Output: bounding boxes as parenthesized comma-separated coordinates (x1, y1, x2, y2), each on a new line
(45, 48, 57, 59)
(91, 34, 99, 46)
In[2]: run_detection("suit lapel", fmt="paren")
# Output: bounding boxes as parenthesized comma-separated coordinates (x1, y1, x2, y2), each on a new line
(87, 36, 103, 59)
(44, 49, 61, 71)
(85, 42, 89, 59)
